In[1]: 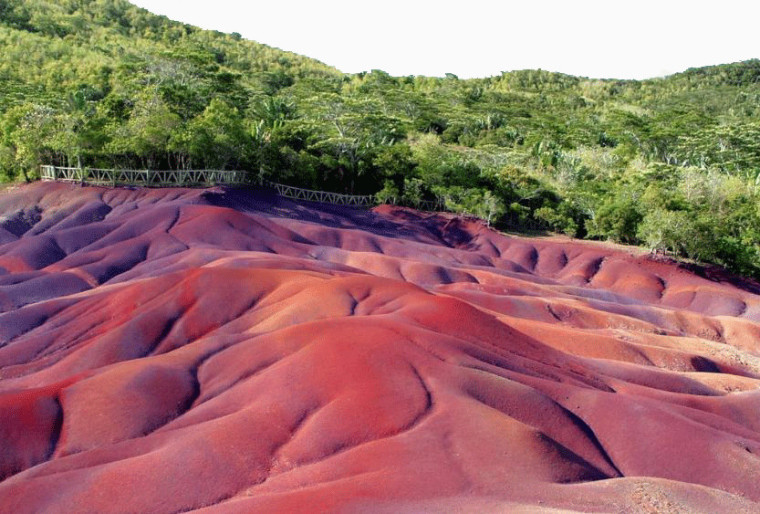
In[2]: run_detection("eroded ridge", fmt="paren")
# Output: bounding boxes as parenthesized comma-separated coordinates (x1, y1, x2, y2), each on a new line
(1, 182, 759, 513)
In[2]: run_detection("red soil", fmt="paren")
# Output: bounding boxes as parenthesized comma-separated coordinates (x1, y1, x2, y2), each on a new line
(1, 181, 759, 512)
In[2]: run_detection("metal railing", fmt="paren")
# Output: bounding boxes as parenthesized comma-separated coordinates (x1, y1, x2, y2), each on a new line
(39, 165, 247, 187)
(381, 195, 445, 212)
(39, 165, 447, 213)
(260, 179, 375, 207)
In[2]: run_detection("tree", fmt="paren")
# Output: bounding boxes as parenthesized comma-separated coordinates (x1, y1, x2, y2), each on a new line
(586, 193, 643, 243)
(0, 103, 60, 181)
(178, 99, 249, 169)
(107, 94, 180, 169)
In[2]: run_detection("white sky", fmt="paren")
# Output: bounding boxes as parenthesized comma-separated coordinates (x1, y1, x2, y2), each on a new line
(130, 0, 759, 80)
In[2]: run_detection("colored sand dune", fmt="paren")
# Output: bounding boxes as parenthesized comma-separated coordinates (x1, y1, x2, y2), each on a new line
(1, 182, 759, 512)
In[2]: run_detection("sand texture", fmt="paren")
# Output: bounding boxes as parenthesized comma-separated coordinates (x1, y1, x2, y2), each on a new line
(1, 182, 759, 512)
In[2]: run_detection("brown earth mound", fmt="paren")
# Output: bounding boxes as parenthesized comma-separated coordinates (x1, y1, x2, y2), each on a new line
(1, 182, 759, 513)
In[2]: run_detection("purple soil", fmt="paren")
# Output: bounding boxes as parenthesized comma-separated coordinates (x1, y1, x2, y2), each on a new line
(0, 181, 759, 513)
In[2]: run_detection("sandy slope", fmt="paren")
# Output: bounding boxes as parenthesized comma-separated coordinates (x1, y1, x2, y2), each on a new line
(1, 182, 759, 513)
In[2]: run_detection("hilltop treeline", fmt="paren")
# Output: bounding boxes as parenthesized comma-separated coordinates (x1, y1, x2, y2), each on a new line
(1, 0, 760, 277)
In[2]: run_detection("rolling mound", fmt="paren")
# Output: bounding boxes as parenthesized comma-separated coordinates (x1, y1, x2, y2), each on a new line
(1, 182, 760, 513)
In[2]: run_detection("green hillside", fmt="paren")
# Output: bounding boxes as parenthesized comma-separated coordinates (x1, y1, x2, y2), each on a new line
(1, 0, 760, 277)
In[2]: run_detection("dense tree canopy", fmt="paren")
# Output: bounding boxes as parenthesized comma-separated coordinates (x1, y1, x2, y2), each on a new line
(1, 0, 760, 277)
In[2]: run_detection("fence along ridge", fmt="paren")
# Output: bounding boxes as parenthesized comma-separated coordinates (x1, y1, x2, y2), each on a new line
(39, 165, 381, 208)
(39, 165, 446, 211)
(39, 165, 248, 188)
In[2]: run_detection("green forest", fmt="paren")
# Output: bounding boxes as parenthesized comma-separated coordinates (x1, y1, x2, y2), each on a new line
(2, 0, 760, 278)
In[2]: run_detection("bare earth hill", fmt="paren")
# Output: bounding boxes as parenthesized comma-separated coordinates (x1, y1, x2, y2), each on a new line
(1, 182, 760, 513)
